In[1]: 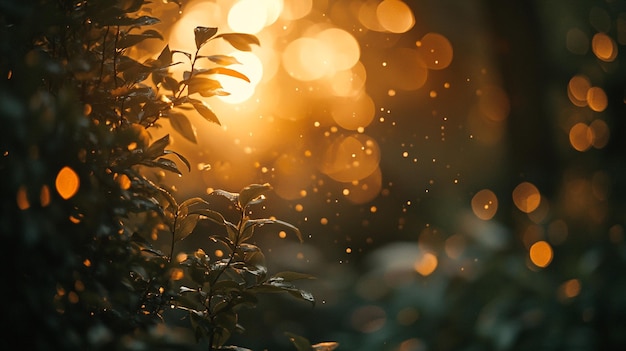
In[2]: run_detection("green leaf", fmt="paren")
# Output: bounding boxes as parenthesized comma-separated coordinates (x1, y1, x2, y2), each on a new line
(189, 98, 221, 125)
(175, 213, 200, 242)
(196, 67, 251, 83)
(238, 183, 271, 209)
(215, 33, 260, 51)
(198, 55, 242, 66)
(194, 26, 219, 49)
(273, 271, 316, 282)
(166, 110, 197, 144)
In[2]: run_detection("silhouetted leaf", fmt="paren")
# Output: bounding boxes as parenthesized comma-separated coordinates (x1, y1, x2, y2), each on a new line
(189, 98, 220, 125)
(187, 77, 224, 97)
(166, 110, 197, 143)
(175, 214, 200, 242)
(273, 271, 316, 282)
(164, 149, 191, 172)
(198, 55, 242, 66)
(144, 134, 170, 159)
(196, 67, 250, 82)
(238, 183, 271, 208)
(211, 189, 239, 204)
(194, 26, 218, 49)
(215, 33, 260, 51)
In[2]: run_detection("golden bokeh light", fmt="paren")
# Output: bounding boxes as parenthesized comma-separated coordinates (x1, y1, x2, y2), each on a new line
(342, 167, 382, 204)
(589, 119, 610, 149)
(471, 189, 498, 220)
(586, 86, 608, 112)
(320, 134, 381, 182)
(416, 33, 454, 70)
(558, 278, 581, 300)
(569, 122, 593, 152)
(316, 28, 361, 72)
(376, 0, 415, 34)
(591, 32, 617, 62)
(280, 0, 312, 20)
(414, 252, 438, 276)
(567, 75, 590, 107)
(227, 0, 269, 34)
(383, 48, 428, 91)
(16, 185, 30, 210)
(330, 61, 367, 97)
(331, 93, 375, 130)
(56, 166, 80, 200)
(529, 240, 553, 268)
(478, 85, 510, 121)
(512, 181, 541, 213)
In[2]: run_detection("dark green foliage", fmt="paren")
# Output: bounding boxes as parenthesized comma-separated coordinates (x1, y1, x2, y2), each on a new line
(0, 0, 323, 350)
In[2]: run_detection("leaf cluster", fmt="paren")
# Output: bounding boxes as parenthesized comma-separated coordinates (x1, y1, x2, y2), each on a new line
(0, 0, 330, 350)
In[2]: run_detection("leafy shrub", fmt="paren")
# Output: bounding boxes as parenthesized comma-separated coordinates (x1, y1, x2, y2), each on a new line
(0, 0, 336, 350)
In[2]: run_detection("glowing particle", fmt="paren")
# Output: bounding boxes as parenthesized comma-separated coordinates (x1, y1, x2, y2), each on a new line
(295, 204, 304, 212)
(529, 240, 553, 268)
(512, 182, 541, 213)
(56, 166, 80, 200)
(279, 230, 287, 239)
(471, 189, 498, 220)
(346, 247, 352, 254)
(16, 185, 29, 210)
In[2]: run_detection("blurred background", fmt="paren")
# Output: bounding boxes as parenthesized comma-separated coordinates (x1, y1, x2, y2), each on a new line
(134, 0, 626, 350)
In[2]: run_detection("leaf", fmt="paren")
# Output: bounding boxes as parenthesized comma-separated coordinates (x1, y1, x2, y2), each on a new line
(198, 55, 242, 66)
(140, 158, 182, 175)
(187, 77, 224, 97)
(157, 45, 173, 66)
(245, 218, 304, 243)
(211, 189, 239, 205)
(166, 110, 197, 144)
(189, 98, 221, 125)
(175, 213, 200, 242)
(196, 67, 251, 83)
(164, 149, 191, 172)
(117, 30, 163, 49)
(238, 183, 271, 209)
(108, 15, 160, 27)
(192, 209, 228, 226)
(194, 26, 218, 49)
(215, 33, 260, 51)
(144, 134, 170, 159)
(180, 197, 209, 211)
(273, 271, 316, 282)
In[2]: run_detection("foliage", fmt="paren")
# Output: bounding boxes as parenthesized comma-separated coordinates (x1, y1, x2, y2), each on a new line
(0, 0, 330, 350)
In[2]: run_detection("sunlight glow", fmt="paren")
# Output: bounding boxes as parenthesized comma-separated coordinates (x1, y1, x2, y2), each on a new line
(218, 51, 263, 104)
(227, 0, 267, 34)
